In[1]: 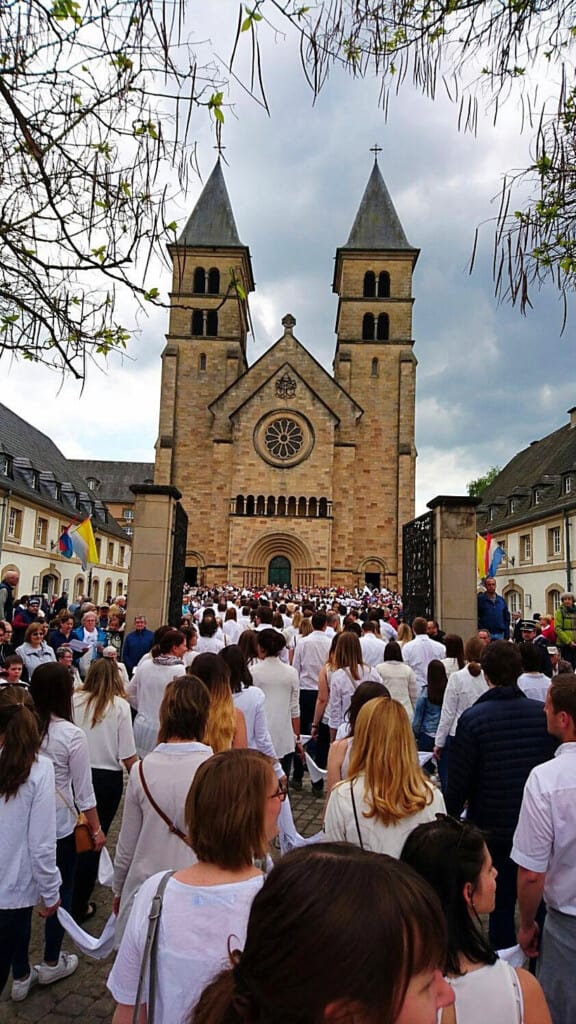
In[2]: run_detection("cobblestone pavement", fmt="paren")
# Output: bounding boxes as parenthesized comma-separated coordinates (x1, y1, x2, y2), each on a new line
(0, 785, 324, 1024)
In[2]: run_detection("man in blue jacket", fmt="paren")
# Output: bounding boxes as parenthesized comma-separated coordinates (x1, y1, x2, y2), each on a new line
(446, 640, 556, 949)
(121, 615, 154, 677)
(477, 576, 510, 639)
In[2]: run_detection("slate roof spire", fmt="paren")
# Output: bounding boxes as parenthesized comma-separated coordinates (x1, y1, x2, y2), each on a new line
(178, 159, 243, 247)
(343, 159, 415, 251)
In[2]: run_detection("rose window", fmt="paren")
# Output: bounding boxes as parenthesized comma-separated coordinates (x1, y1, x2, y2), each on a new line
(264, 418, 304, 460)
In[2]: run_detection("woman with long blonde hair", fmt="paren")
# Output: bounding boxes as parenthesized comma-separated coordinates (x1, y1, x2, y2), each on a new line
(326, 631, 381, 739)
(189, 653, 247, 753)
(72, 657, 137, 922)
(324, 697, 445, 855)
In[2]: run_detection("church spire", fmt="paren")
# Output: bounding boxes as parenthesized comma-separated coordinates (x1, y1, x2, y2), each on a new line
(342, 159, 416, 252)
(178, 160, 244, 247)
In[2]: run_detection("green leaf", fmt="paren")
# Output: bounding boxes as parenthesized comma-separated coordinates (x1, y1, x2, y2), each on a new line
(144, 287, 160, 300)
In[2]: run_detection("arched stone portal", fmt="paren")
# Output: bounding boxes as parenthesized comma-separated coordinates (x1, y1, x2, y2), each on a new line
(244, 532, 314, 589)
(269, 555, 291, 586)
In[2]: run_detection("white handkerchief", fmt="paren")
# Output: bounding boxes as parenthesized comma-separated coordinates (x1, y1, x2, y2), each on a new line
(98, 846, 114, 887)
(57, 908, 116, 959)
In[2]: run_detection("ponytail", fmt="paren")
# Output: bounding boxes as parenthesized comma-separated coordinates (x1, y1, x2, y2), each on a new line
(464, 637, 485, 678)
(0, 686, 41, 798)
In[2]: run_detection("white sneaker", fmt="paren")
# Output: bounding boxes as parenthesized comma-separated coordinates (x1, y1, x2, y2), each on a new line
(36, 952, 78, 985)
(11, 967, 39, 1001)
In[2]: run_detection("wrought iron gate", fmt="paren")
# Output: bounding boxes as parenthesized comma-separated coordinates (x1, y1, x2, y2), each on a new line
(167, 501, 188, 626)
(402, 511, 434, 624)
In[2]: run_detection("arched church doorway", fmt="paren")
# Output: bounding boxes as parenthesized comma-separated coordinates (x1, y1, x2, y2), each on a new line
(269, 556, 291, 586)
(40, 572, 60, 599)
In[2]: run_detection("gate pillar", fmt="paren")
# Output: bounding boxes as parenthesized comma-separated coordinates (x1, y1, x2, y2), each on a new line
(127, 484, 187, 630)
(427, 495, 480, 638)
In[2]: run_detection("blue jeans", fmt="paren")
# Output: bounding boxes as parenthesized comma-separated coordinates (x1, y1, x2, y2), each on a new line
(0, 907, 33, 990)
(44, 832, 77, 963)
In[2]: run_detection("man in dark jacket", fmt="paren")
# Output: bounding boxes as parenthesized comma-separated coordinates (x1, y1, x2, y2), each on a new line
(446, 640, 557, 949)
(121, 615, 154, 677)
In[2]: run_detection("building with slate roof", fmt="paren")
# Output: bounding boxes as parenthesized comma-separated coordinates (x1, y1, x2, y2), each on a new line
(0, 405, 131, 604)
(151, 156, 418, 589)
(476, 407, 576, 617)
(68, 460, 154, 536)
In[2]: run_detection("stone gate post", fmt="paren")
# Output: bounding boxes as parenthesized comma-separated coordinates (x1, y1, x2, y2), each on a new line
(427, 495, 481, 639)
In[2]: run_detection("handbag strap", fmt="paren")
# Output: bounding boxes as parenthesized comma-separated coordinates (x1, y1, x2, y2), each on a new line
(350, 781, 364, 850)
(132, 869, 175, 1024)
(138, 761, 191, 846)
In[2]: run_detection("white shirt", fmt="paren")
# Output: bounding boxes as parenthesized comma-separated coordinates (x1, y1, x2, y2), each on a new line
(402, 634, 446, 693)
(517, 672, 550, 702)
(127, 659, 186, 758)
(40, 717, 96, 838)
(108, 871, 263, 1024)
(232, 686, 279, 764)
(293, 630, 332, 690)
(511, 742, 576, 915)
(434, 666, 488, 748)
(449, 959, 524, 1024)
(375, 661, 418, 717)
(327, 664, 382, 731)
(73, 692, 136, 770)
(360, 634, 388, 667)
(324, 774, 446, 856)
(0, 754, 61, 909)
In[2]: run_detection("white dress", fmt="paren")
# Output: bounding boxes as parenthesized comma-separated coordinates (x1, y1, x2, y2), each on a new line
(113, 741, 213, 941)
(108, 871, 263, 1024)
(127, 659, 186, 757)
(324, 774, 446, 856)
(448, 959, 523, 1023)
(250, 657, 300, 759)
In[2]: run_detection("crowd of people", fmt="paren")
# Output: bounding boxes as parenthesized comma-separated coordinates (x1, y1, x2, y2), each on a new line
(0, 571, 574, 1023)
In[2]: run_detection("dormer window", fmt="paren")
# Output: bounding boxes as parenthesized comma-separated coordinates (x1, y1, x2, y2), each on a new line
(86, 477, 99, 491)
(509, 498, 517, 514)
(488, 507, 494, 522)
(31, 470, 40, 491)
(534, 489, 541, 506)
(0, 454, 12, 478)
(564, 476, 572, 495)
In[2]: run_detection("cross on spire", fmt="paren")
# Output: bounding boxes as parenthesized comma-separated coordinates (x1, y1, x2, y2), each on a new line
(370, 143, 382, 162)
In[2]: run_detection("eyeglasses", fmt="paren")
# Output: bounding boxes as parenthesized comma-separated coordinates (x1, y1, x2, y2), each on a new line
(268, 781, 288, 802)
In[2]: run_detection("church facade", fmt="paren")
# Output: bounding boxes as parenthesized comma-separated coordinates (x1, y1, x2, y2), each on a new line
(154, 159, 418, 590)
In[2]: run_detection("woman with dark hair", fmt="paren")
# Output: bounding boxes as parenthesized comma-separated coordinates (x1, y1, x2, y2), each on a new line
(190, 653, 247, 753)
(195, 613, 225, 655)
(71, 658, 137, 923)
(220, 645, 280, 769)
(0, 620, 15, 667)
(401, 818, 551, 1024)
(412, 659, 448, 753)
(442, 634, 466, 677)
(109, 749, 283, 1024)
(325, 680, 390, 796)
(29, 664, 104, 985)
(193, 844, 454, 1024)
(16, 622, 55, 680)
(326, 632, 381, 739)
(0, 686, 61, 1002)
(238, 627, 259, 668)
(375, 641, 418, 716)
(434, 636, 488, 791)
(250, 629, 301, 778)
(325, 697, 445, 855)
(223, 606, 243, 645)
(113, 676, 213, 941)
(127, 628, 187, 757)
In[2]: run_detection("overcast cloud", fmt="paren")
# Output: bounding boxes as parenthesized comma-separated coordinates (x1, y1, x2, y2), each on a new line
(3, 2, 575, 514)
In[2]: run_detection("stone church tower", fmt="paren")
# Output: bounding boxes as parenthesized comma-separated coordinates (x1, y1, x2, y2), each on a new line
(153, 158, 418, 590)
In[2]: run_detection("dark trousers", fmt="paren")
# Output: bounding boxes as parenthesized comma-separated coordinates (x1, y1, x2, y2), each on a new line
(280, 752, 294, 777)
(44, 832, 77, 963)
(438, 735, 452, 793)
(292, 691, 329, 787)
(488, 841, 518, 949)
(71, 768, 123, 921)
(0, 907, 33, 990)
(560, 645, 576, 669)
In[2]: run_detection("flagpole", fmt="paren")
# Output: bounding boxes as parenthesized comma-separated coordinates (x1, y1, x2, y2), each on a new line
(87, 567, 93, 599)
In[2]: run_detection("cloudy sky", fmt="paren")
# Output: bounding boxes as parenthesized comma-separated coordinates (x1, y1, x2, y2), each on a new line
(4, 3, 575, 514)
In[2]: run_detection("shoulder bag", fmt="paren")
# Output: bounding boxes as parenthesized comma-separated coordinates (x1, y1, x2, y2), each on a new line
(132, 870, 175, 1024)
(138, 760, 191, 846)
